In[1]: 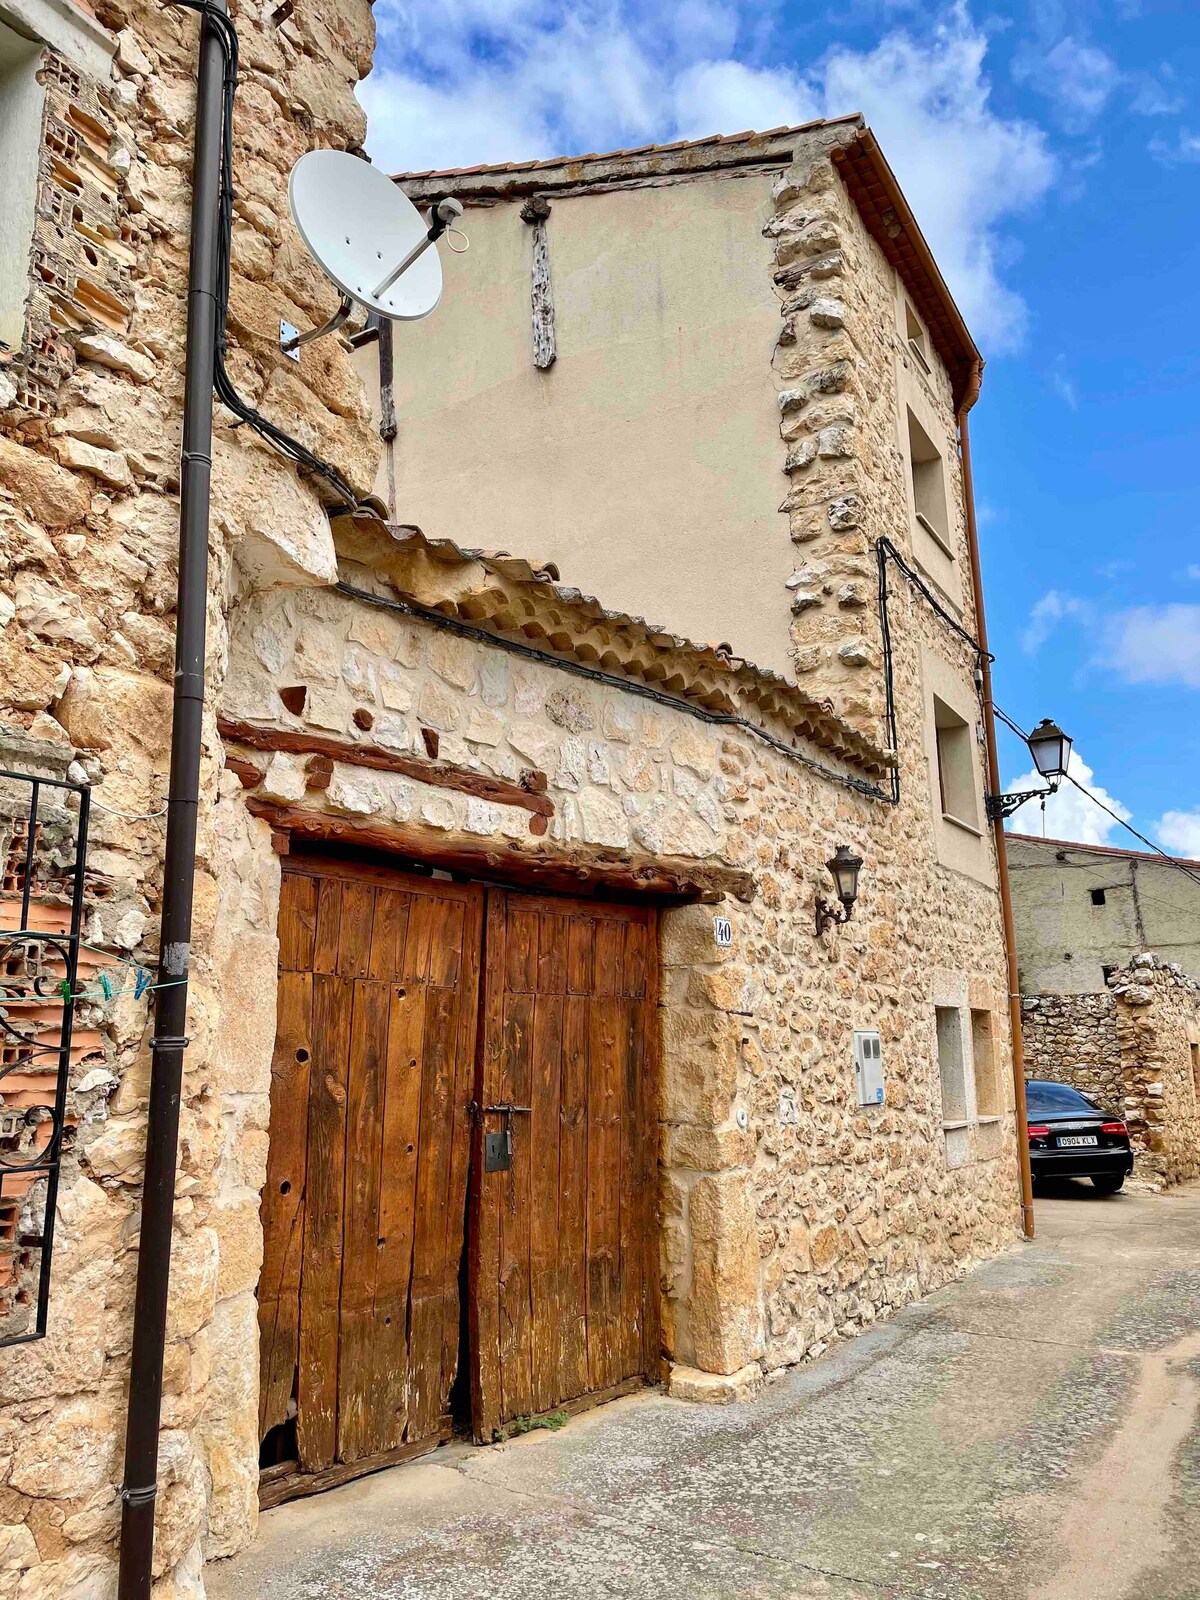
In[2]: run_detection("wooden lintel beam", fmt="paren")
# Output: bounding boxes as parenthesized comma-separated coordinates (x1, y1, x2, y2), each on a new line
(245, 799, 756, 906)
(217, 717, 554, 818)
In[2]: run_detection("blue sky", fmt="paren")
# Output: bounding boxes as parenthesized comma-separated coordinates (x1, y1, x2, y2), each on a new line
(359, 0, 1200, 854)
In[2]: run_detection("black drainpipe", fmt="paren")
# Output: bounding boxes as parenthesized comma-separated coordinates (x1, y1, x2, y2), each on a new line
(117, 2, 226, 1594)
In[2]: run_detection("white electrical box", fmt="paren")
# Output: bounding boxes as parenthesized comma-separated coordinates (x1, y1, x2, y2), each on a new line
(853, 1029, 884, 1106)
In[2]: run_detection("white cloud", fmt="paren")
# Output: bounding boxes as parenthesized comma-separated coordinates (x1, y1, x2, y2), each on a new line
(1014, 36, 1120, 132)
(1157, 810, 1200, 860)
(1102, 605, 1200, 689)
(1149, 128, 1200, 165)
(1003, 750, 1131, 847)
(360, 2, 1053, 349)
(1021, 588, 1089, 653)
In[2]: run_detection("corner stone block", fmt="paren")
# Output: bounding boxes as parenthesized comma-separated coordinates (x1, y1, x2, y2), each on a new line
(667, 1361, 763, 1404)
(661, 1006, 741, 1126)
(688, 1171, 765, 1374)
(661, 903, 735, 969)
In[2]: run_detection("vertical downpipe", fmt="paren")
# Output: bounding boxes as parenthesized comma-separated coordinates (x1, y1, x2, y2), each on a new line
(958, 363, 1036, 1240)
(117, 2, 226, 1594)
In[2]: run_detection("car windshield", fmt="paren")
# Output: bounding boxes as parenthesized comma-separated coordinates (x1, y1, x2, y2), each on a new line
(1026, 1081, 1102, 1117)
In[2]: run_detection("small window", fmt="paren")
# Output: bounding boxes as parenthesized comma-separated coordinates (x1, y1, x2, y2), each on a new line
(936, 1006, 967, 1125)
(1090, 888, 1106, 906)
(907, 410, 952, 556)
(934, 695, 977, 829)
(905, 302, 930, 371)
(971, 1009, 1000, 1117)
(0, 19, 45, 354)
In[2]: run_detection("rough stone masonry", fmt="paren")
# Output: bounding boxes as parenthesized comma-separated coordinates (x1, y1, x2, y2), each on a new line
(0, 11, 1022, 1599)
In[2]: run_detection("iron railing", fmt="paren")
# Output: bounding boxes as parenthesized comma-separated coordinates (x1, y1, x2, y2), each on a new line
(0, 768, 90, 1345)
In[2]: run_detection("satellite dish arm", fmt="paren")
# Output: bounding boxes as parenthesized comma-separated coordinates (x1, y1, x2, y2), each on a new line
(372, 195, 463, 301)
(280, 292, 355, 356)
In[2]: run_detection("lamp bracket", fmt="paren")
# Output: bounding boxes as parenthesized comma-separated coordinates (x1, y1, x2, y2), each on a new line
(985, 781, 1058, 824)
(815, 897, 854, 937)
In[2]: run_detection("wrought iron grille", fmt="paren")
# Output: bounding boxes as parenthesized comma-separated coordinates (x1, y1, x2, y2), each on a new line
(0, 768, 90, 1346)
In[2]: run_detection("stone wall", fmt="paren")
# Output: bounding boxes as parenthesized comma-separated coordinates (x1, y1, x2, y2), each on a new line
(1020, 990, 1123, 1110)
(1020, 955, 1200, 1190)
(0, 0, 379, 1589)
(1111, 955, 1200, 1190)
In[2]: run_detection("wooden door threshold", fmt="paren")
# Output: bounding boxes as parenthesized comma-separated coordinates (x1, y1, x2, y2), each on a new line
(259, 1422, 454, 1509)
(480, 1375, 651, 1444)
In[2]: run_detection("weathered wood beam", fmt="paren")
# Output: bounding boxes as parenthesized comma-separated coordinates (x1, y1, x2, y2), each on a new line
(217, 717, 555, 818)
(520, 195, 556, 369)
(244, 799, 756, 905)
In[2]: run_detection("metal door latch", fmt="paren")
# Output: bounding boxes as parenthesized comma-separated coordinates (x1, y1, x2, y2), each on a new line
(482, 1102, 530, 1173)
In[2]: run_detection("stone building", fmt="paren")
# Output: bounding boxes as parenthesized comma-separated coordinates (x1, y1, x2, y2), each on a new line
(1010, 832, 1200, 1189)
(1022, 955, 1200, 1190)
(1008, 831, 1200, 992)
(0, 4, 1023, 1592)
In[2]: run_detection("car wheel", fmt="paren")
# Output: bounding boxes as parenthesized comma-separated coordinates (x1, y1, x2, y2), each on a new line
(1091, 1173, 1125, 1195)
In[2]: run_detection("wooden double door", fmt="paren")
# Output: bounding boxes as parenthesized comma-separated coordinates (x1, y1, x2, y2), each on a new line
(258, 856, 659, 1494)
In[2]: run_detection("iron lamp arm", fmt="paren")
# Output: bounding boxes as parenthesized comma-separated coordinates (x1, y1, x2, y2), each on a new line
(985, 780, 1060, 823)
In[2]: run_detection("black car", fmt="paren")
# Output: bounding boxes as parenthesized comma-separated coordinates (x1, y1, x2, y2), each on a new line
(1025, 1079, 1134, 1194)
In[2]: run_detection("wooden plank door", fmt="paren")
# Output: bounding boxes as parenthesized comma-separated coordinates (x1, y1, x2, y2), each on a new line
(258, 858, 482, 1485)
(471, 891, 660, 1441)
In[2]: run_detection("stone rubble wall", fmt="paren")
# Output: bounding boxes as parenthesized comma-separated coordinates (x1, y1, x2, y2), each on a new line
(1110, 954, 1200, 1190)
(1019, 990, 1123, 1111)
(768, 129, 973, 742)
(1020, 955, 1200, 1190)
(0, 0, 380, 1589)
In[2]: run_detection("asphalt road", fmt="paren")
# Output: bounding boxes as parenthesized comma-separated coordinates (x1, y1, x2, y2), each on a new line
(209, 1178, 1200, 1599)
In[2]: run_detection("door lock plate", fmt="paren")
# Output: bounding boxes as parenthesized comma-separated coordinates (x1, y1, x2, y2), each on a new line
(484, 1130, 511, 1173)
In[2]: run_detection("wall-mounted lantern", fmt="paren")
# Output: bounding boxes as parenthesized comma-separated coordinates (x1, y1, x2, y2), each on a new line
(985, 716, 1073, 823)
(816, 844, 863, 936)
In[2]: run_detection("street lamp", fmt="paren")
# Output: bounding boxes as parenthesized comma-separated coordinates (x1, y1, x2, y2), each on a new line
(816, 844, 864, 936)
(986, 717, 1073, 823)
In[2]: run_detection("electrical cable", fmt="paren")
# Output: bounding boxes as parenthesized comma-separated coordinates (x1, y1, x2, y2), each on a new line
(167, 0, 361, 510)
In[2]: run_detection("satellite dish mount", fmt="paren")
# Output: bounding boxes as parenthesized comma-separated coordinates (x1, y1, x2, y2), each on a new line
(280, 151, 466, 360)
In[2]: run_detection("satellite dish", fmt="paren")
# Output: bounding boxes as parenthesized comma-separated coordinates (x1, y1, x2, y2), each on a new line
(280, 151, 464, 356)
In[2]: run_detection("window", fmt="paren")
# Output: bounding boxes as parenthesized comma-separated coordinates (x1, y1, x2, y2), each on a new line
(1090, 888, 1106, 906)
(936, 1006, 967, 1125)
(971, 1009, 1000, 1117)
(905, 302, 931, 371)
(0, 18, 44, 354)
(907, 410, 952, 556)
(1025, 1081, 1101, 1117)
(1191, 1043, 1200, 1102)
(934, 695, 977, 829)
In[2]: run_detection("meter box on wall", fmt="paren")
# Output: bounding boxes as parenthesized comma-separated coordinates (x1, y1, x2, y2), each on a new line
(854, 1029, 884, 1105)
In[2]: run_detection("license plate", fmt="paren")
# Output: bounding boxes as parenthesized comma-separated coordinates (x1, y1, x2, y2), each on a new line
(1057, 1134, 1097, 1147)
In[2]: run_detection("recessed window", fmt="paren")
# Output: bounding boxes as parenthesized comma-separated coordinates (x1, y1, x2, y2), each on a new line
(971, 1009, 1000, 1117)
(0, 20, 45, 355)
(936, 1006, 967, 1125)
(1090, 888, 1106, 906)
(907, 409, 952, 557)
(905, 302, 931, 372)
(934, 695, 977, 829)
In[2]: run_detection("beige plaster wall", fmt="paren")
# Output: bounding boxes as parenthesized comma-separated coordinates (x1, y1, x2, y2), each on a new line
(350, 172, 797, 678)
(1008, 834, 1200, 992)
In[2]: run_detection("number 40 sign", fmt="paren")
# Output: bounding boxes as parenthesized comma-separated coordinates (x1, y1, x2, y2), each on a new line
(712, 915, 733, 949)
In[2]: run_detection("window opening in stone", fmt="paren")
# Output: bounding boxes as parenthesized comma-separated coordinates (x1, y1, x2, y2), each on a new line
(0, 20, 45, 354)
(905, 302, 930, 372)
(907, 409, 951, 556)
(971, 1009, 1000, 1117)
(1090, 887, 1106, 906)
(934, 696, 977, 829)
(936, 1005, 968, 1125)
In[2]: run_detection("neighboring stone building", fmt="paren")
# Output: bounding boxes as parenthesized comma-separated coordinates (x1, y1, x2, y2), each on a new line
(1008, 832, 1200, 992)
(1010, 834, 1200, 1191)
(1022, 954, 1200, 1190)
(0, 17, 1022, 1596)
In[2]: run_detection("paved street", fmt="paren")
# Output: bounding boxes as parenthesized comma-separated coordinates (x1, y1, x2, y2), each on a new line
(210, 1180, 1200, 1599)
